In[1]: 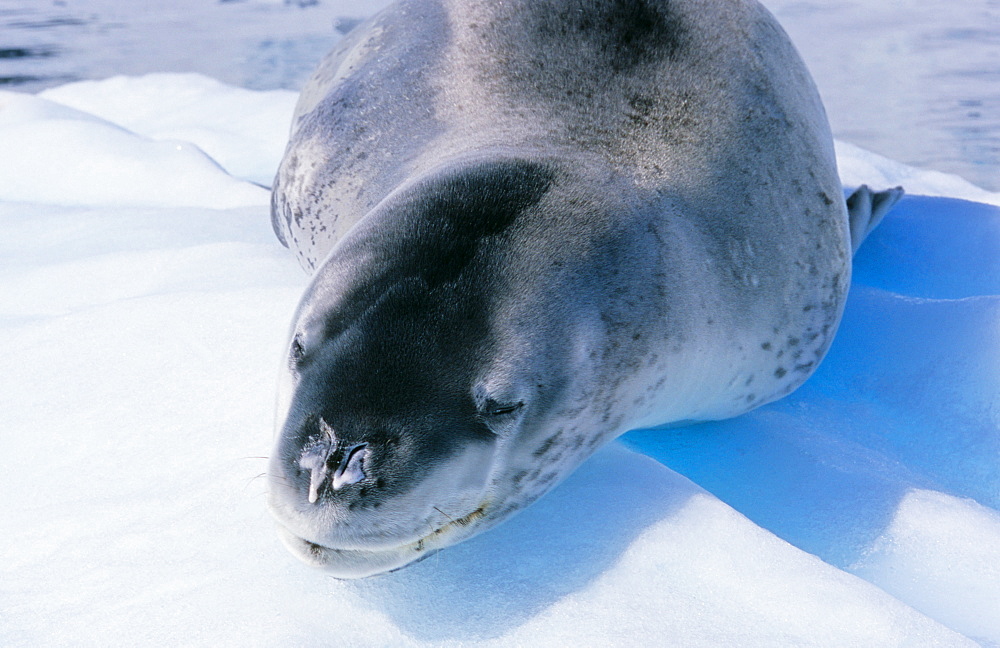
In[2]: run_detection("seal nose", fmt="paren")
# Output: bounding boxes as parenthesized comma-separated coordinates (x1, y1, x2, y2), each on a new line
(298, 419, 369, 504)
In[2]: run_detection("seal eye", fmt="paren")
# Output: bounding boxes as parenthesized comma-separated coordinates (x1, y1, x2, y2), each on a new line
(290, 335, 306, 365)
(483, 399, 523, 417)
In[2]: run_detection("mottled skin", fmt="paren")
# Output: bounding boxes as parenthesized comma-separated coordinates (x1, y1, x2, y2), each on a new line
(267, 0, 891, 577)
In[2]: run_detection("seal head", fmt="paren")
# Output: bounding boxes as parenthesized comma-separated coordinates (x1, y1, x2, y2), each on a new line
(268, 160, 602, 577)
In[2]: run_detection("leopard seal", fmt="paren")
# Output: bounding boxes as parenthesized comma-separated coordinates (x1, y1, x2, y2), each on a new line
(266, 0, 902, 578)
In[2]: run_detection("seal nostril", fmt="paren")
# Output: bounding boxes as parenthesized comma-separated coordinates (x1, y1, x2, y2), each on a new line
(332, 444, 369, 490)
(299, 449, 329, 504)
(298, 418, 337, 504)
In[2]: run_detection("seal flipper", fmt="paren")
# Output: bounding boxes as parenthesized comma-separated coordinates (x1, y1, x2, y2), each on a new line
(846, 184, 904, 254)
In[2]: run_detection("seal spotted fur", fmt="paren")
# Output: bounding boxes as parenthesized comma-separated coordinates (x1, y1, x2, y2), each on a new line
(267, 0, 902, 577)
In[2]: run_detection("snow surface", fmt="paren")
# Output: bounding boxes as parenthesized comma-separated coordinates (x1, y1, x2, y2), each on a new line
(1, 74, 998, 647)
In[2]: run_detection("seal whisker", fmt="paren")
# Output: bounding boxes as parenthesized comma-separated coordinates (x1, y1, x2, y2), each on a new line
(432, 506, 457, 524)
(243, 472, 274, 493)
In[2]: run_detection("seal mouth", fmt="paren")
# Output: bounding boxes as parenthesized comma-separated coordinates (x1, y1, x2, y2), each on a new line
(276, 504, 489, 578)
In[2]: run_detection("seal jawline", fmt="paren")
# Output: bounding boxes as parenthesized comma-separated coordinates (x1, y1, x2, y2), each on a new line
(276, 505, 489, 578)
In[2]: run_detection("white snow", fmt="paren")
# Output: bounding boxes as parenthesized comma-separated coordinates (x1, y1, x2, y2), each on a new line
(38, 74, 299, 187)
(854, 490, 1000, 642)
(1, 73, 997, 647)
(836, 141, 1000, 208)
(0, 90, 268, 208)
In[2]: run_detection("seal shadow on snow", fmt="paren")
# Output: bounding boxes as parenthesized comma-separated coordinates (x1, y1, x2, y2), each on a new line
(623, 194, 1000, 570)
(621, 404, 917, 570)
(346, 444, 699, 642)
(851, 194, 1000, 299)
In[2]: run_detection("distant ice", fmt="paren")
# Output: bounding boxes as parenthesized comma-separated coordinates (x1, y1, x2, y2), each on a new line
(1, 73, 996, 646)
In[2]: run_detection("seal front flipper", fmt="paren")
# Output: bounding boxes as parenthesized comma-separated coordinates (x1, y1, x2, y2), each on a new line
(846, 184, 904, 254)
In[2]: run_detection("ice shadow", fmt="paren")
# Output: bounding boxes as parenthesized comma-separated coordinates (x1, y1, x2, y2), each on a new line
(621, 399, 922, 570)
(851, 194, 1000, 300)
(624, 195, 1000, 570)
(345, 443, 700, 642)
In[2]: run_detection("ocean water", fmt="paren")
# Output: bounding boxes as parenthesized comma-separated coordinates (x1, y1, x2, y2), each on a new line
(0, 0, 996, 190)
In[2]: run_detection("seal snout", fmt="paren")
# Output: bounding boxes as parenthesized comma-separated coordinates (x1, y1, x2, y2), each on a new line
(298, 419, 369, 504)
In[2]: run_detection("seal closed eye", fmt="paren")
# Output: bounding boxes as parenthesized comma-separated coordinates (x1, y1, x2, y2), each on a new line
(266, 0, 903, 578)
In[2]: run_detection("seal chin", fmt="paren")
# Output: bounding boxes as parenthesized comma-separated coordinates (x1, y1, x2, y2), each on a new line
(274, 503, 490, 579)
(276, 526, 425, 578)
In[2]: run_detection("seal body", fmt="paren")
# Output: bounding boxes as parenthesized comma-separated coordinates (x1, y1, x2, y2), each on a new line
(268, 0, 854, 577)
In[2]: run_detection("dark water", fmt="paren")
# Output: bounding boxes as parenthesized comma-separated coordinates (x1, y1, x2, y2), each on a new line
(763, 0, 999, 191)
(0, 0, 364, 92)
(1, 0, 997, 190)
